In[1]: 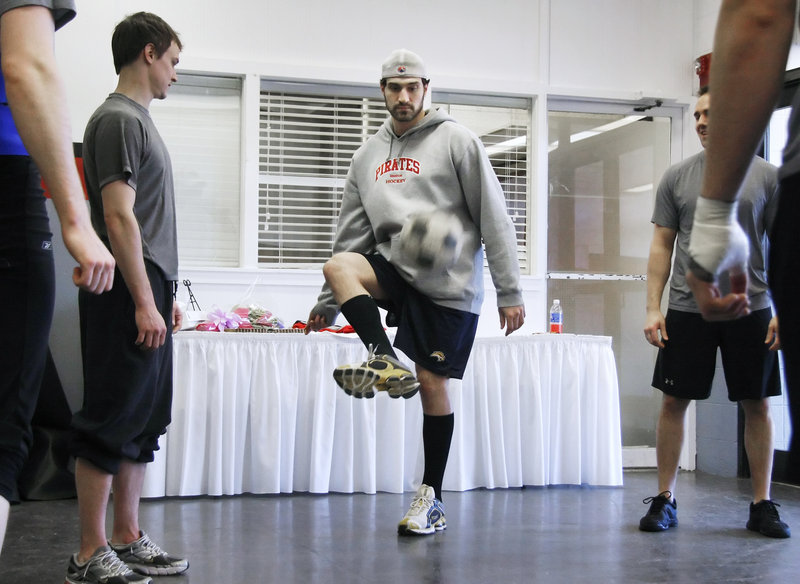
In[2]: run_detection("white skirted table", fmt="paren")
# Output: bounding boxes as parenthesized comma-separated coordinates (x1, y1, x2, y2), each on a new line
(142, 331, 622, 498)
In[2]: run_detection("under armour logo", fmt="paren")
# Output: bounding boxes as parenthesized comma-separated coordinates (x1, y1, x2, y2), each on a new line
(430, 351, 446, 363)
(41, 241, 52, 250)
(664, 378, 675, 386)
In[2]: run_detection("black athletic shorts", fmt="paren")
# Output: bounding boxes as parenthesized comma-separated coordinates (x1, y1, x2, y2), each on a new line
(651, 308, 780, 401)
(70, 261, 175, 474)
(363, 253, 479, 379)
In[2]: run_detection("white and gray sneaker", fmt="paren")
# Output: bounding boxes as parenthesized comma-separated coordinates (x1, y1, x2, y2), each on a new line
(398, 484, 447, 536)
(111, 531, 189, 576)
(65, 545, 152, 584)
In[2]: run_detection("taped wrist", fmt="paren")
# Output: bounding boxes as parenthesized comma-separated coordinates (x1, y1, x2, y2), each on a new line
(688, 196, 749, 278)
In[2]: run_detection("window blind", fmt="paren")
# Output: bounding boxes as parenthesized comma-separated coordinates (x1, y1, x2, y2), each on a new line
(150, 75, 243, 267)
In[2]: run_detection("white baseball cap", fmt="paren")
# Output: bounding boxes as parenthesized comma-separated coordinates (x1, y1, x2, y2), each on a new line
(381, 49, 428, 81)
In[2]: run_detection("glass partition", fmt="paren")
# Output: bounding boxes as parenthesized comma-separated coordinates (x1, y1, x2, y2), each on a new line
(547, 109, 673, 450)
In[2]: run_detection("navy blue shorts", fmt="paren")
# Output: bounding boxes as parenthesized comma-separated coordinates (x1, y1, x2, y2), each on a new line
(651, 308, 780, 401)
(364, 253, 478, 379)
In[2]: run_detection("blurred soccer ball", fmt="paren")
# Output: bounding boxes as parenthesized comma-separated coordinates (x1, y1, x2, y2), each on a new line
(398, 210, 464, 273)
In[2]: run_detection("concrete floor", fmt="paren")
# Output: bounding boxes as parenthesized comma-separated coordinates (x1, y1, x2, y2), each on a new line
(2, 470, 799, 584)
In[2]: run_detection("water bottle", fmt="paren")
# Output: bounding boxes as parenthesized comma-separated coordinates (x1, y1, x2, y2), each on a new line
(549, 299, 563, 334)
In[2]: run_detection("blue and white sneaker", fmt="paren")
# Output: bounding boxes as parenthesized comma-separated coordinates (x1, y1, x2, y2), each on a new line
(398, 484, 447, 536)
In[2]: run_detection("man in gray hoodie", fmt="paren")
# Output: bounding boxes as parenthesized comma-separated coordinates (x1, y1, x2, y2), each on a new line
(306, 48, 525, 535)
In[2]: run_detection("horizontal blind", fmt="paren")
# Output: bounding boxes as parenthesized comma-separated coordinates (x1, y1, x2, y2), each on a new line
(444, 104, 529, 272)
(150, 77, 242, 267)
(258, 82, 530, 271)
(258, 90, 385, 266)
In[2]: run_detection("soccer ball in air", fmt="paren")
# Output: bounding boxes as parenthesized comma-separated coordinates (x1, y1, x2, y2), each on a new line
(398, 210, 464, 273)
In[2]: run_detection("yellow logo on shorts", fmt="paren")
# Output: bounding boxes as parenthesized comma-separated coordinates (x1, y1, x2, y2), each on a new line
(430, 351, 446, 363)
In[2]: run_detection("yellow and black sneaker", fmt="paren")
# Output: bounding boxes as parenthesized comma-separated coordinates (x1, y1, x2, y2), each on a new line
(333, 347, 419, 399)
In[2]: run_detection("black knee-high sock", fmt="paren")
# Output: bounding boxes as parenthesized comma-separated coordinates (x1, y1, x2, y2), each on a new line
(340, 295, 396, 357)
(422, 413, 454, 501)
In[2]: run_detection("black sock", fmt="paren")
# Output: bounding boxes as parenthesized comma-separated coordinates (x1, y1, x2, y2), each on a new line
(421, 413, 454, 501)
(340, 295, 395, 357)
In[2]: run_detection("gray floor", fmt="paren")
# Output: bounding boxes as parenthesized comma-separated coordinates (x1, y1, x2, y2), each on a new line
(2, 470, 800, 584)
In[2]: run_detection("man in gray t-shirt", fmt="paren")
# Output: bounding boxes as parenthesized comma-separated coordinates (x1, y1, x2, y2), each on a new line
(82, 93, 178, 281)
(65, 12, 188, 584)
(639, 88, 789, 538)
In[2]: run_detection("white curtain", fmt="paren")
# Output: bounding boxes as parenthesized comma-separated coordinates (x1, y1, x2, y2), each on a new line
(143, 332, 622, 497)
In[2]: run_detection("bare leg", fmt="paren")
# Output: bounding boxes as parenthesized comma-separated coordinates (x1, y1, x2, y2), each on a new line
(418, 367, 451, 416)
(110, 460, 147, 545)
(740, 398, 773, 503)
(656, 394, 692, 497)
(111, 460, 147, 545)
(324, 252, 396, 358)
(75, 457, 113, 563)
(323, 252, 386, 305)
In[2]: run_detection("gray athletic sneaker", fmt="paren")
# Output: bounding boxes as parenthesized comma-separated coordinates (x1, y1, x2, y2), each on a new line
(65, 545, 152, 584)
(110, 531, 189, 576)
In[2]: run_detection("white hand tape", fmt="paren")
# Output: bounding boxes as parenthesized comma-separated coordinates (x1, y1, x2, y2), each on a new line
(688, 196, 750, 278)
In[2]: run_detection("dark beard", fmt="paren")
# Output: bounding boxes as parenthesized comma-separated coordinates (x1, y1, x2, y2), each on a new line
(388, 103, 420, 122)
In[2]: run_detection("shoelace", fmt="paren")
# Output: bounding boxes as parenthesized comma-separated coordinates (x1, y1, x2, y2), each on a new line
(130, 533, 167, 560)
(642, 490, 673, 507)
(407, 495, 434, 516)
(83, 549, 132, 577)
(760, 500, 782, 519)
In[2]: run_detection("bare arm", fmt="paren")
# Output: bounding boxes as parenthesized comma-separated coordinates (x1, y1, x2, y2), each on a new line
(702, 0, 796, 203)
(0, 6, 114, 293)
(688, 0, 796, 319)
(643, 225, 676, 348)
(102, 180, 167, 350)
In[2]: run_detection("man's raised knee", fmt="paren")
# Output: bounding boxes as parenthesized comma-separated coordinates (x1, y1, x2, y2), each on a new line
(322, 254, 350, 283)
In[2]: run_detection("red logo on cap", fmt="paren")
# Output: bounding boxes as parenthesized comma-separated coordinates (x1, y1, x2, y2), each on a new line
(397, 66, 406, 73)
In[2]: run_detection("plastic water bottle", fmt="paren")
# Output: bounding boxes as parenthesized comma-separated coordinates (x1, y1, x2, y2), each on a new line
(549, 299, 563, 334)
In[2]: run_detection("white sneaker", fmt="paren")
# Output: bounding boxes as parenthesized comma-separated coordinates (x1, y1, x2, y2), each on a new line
(398, 484, 447, 536)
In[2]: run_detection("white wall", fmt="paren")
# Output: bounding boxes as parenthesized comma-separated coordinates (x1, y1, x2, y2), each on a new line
(49, 0, 705, 404)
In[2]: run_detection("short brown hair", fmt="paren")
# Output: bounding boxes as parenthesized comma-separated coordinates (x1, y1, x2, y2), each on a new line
(112, 12, 182, 75)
